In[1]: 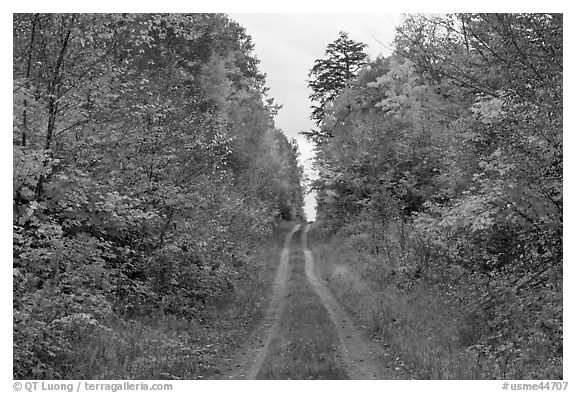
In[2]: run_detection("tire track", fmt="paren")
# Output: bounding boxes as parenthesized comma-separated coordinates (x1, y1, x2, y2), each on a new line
(301, 224, 398, 379)
(222, 224, 300, 379)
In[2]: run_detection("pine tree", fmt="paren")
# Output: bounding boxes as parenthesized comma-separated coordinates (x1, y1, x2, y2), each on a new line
(306, 31, 368, 132)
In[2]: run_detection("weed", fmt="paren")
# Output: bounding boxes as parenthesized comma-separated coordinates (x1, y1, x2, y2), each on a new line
(308, 227, 485, 379)
(31, 224, 294, 379)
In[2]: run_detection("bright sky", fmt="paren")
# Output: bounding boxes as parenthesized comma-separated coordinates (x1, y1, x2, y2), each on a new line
(229, 13, 401, 220)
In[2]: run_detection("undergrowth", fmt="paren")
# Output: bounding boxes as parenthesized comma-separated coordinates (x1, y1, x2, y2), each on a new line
(15, 222, 294, 379)
(307, 221, 562, 380)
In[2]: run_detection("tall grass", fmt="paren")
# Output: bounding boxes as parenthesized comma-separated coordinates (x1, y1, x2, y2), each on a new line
(308, 222, 492, 379)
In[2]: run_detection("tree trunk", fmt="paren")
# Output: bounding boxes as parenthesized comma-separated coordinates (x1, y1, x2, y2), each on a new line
(399, 219, 406, 256)
(45, 21, 72, 150)
(21, 14, 39, 147)
(35, 17, 73, 200)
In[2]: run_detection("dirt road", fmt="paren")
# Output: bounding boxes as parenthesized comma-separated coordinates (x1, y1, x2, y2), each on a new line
(220, 223, 401, 379)
(301, 224, 397, 379)
(222, 224, 300, 379)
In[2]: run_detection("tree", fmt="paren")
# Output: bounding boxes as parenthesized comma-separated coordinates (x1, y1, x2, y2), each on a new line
(310, 13, 562, 378)
(13, 13, 304, 379)
(306, 31, 368, 137)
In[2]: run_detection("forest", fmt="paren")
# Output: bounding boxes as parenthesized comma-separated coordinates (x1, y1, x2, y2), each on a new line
(13, 13, 562, 381)
(13, 13, 304, 378)
(307, 14, 562, 379)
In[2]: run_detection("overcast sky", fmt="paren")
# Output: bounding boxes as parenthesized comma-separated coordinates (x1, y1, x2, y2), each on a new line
(229, 13, 401, 220)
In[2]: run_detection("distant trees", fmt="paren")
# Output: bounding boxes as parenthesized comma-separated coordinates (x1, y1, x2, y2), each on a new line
(13, 13, 304, 378)
(306, 31, 368, 139)
(308, 15, 562, 378)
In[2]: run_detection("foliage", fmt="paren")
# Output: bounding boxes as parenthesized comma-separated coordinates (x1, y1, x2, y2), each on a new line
(309, 13, 562, 378)
(13, 13, 304, 378)
(306, 31, 368, 137)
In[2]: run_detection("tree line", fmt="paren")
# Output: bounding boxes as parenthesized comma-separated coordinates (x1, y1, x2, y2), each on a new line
(13, 13, 304, 378)
(307, 14, 562, 378)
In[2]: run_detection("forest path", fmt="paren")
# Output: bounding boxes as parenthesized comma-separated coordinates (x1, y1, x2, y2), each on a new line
(220, 224, 300, 379)
(301, 224, 399, 379)
(220, 223, 400, 379)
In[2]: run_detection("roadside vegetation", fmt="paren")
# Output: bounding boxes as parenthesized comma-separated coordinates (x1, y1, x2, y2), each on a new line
(306, 14, 562, 380)
(27, 223, 292, 379)
(309, 224, 492, 379)
(13, 14, 304, 379)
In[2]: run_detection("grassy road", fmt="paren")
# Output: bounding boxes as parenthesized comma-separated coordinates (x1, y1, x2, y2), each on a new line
(220, 223, 404, 380)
